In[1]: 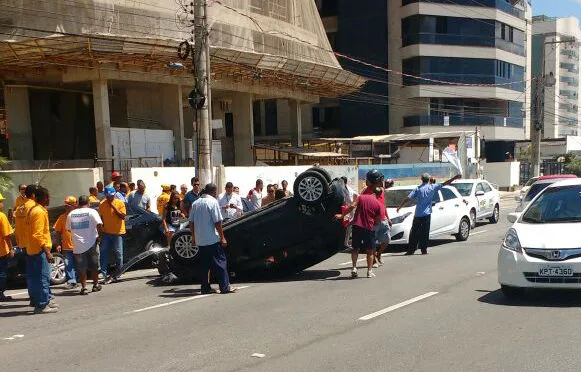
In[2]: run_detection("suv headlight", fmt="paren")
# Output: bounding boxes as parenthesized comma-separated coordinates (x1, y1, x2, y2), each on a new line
(502, 228, 522, 253)
(391, 212, 412, 225)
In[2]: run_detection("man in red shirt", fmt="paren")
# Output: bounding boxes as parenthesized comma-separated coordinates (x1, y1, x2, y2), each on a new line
(339, 170, 384, 278)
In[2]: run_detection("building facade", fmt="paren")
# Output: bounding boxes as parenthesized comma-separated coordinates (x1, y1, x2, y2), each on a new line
(532, 16, 581, 138)
(0, 0, 363, 174)
(388, 0, 532, 161)
(315, 0, 389, 137)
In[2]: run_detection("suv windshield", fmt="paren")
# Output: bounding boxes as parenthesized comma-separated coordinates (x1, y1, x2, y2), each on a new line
(522, 185, 581, 223)
(385, 189, 416, 208)
(524, 177, 538, 187)
(451, 183, 473, 197)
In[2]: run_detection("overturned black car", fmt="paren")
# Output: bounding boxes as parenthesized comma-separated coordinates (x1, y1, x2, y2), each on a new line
(158, 168, 347, 282)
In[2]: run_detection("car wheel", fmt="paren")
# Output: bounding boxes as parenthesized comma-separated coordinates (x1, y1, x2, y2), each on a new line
(306, 167, 332, 184)
(455, 217, 470, 241)
(469, 209, 476, 228)
(170, 231, 201, 265)
(500, 284, 524, 299)
(489, 204, 500, 223)
(50, 253, 67, 285)
(293, 170, 330, 206)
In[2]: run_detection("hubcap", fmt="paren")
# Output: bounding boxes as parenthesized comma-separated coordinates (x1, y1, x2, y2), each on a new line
(461, 220, 469, 237)
(494, 207, 499, 220)
(174, 234, 199, 259)
(51, 256, 65, 281)
(298, 176, 323, 202)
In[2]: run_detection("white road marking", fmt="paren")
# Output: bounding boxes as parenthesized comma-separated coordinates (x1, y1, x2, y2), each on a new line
(358, 292, 439, 321)
(126, 286, 250, 314)
(476, 272, 486, 276)
(2, 335, 24, 341)
(5, 291, 28, 297)
(251, 353, 266, 358)
(339, 258, 366, 266)
(470, 230, 488, 236)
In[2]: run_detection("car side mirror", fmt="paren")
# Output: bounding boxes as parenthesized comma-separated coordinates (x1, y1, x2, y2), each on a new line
(507, 212, 520, 223)
(475, 191, 485, 197)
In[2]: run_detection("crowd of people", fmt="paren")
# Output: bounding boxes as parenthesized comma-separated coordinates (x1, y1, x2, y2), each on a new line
(0, 168, 461, 312)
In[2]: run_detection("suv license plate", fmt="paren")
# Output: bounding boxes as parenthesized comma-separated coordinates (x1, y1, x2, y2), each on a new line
(538, 267, 574, 277)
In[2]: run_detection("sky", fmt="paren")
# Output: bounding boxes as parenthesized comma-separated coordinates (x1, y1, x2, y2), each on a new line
(532, 0, 581, 22)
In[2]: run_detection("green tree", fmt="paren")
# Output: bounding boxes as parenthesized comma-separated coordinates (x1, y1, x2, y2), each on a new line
(0, 156, 12, 193)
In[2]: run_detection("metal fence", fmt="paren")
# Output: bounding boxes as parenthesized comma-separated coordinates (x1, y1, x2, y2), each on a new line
(519, 160, 566, 185)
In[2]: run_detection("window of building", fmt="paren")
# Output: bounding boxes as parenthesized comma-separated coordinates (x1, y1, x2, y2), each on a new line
(264, 100, 278, 135)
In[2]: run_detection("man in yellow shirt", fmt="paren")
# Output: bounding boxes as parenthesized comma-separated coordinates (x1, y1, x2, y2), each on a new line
(88, 187, 100, 205)
(179, 184, 188, 200)
(157, 184, 171, 215)
(12, 184, 27, 218)
(98, 186, 126, 282)
(0, 193, 15, 302)
(26, 186, 58, 314)
(54, 196, 78, 289)
(14, 184, 37, 250)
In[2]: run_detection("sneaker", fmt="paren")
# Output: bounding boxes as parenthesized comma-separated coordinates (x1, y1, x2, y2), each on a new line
(367, 270, 376, 278)
(351, 268, 358, 278)
(80, 288, 89, 295)
(65, 282, 78, 290)
(221, 286, 238, 294)
(0, 294, 13, 302)
(98, 273, 105, 280)
(372, 262, 379, 268)
(103, 277, 113, 285)
(92, 284, 102, 293)
(34, 306, 58, 314)
(201, 288, 218, 295)
(48, 300, 59, 308)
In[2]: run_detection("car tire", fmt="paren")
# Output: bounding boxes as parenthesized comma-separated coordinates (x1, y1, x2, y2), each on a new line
(469, 209, 476, 228)
(306, 167, 332, 184)
(500, 284, 524, 299)
(170, 230, 201, 266)
(489, 204, 500, 224)
(50, 252, 67, 286)
(293, 170, 330, 206)
(455, 217, 470, 241)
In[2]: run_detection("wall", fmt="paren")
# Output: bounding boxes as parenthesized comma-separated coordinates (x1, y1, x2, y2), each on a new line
(482, 161, 520, 189)
(359, 163, 456, 189)
(130, 167, 197, 212)
(0, 168, 101, 213)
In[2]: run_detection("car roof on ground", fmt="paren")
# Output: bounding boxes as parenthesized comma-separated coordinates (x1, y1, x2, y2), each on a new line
(532, 177, 578, 185)
(452, 179, 482, 184)
(538, 174, 577, 180)
(387, 185, 456, 191)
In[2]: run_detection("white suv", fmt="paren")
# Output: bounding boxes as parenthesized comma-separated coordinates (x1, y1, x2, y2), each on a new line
(451, 179, 500, 227)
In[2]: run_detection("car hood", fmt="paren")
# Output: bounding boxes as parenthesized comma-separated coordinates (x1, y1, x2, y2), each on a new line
(515, 222, 581, 249)
(387, 207, 415, 219)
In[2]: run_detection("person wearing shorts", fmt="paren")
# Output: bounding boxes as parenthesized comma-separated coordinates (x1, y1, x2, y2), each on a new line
(67, 195, 103, 295)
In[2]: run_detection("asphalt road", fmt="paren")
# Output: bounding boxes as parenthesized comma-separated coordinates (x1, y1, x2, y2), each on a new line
(2, 198, 580, 372)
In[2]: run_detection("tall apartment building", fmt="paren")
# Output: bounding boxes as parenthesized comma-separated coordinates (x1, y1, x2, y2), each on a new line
(315, 0, 389, 137)
(532, 16, 581, 138)
(388, 0, 532, 161)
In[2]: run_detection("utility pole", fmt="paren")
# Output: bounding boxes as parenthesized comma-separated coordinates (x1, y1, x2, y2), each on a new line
(532, 38, 574, 177)
(194, 0, 212, 185)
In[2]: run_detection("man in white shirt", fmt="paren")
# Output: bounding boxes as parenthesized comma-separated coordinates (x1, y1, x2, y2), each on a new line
(190, 184, 237, 295)
(246, 179, 263, 211)
(66, 195, 103, 295)
(218, 182, 243, 221)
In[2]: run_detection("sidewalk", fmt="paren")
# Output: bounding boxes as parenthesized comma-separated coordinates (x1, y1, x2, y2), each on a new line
(499, 190, 519, 200)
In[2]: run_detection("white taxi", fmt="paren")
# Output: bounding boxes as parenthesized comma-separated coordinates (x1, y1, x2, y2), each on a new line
(498, 179, 581, 297)
(451, 179, 500, 227)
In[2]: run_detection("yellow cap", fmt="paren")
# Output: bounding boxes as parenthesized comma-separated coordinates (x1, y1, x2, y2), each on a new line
(64, 196, 77, 206)
(0, 193, 4, 201)
(161, 184, 171, 191)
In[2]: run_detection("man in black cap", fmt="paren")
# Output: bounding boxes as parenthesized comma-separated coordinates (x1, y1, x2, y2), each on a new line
(397, 172, 461, 255)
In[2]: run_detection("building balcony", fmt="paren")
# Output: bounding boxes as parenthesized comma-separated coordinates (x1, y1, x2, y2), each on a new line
(403, 114, 523, 128)
(402, 33, 525, 56)
(403, 73, 525, 91)
(401, 0, 525, 19)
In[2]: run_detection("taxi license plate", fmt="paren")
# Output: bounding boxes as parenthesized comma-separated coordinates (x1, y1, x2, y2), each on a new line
(538, 266, 574, 277)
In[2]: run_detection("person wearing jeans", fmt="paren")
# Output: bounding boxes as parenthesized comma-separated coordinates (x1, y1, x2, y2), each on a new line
(98, 186, 126, 282)
(0, 192, 14, 301)
(53, 196, 78, 289)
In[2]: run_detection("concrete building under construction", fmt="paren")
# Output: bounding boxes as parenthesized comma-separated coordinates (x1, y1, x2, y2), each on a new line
(0, 0, 364, 176)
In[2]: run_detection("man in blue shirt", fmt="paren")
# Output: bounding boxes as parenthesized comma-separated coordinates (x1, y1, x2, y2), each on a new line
(397, 173, 461, 255)
(189, 183, 237, 295)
